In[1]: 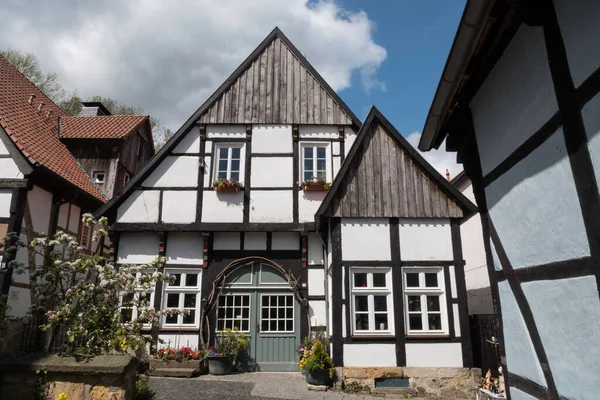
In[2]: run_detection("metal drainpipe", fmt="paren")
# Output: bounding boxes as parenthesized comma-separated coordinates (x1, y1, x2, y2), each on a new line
(315, 220, 330, 339)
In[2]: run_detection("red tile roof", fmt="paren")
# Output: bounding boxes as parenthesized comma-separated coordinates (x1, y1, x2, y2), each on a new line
(0, 55, 106, 202)
(60, 115, 149, 139)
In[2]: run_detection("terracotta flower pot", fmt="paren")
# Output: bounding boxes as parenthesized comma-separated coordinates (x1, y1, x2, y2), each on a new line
(214, 185, 241, 192)
(302, 184, 327, 192)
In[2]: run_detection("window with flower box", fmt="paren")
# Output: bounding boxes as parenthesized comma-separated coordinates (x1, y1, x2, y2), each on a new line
(214, 144, 244, 182)
(301, 143, 329, 182)
(350, 267, 394, 336)
(162, 269, 202, 327)
(118, 271, 155, 324)
(403, 267, 448, 336)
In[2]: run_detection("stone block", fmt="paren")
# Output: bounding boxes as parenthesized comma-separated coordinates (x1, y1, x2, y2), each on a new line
(150, 367, 197, 378)
(307, 384, 328, 391)
(343, 366, 404, 379)
(402, 367, 470, 378)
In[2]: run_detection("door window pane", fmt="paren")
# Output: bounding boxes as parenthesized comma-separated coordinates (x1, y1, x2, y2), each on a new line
(260, 295, 294, 332)
(217, 294, 251, 332)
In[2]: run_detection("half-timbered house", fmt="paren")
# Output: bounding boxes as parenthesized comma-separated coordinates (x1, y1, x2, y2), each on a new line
(97, 28, 477, 383)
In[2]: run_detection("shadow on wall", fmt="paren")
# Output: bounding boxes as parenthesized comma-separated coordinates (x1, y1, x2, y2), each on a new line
(467, 287, 493, 315)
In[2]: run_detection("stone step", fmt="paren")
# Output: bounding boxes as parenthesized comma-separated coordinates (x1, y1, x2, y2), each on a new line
(149, 367, 197, 378)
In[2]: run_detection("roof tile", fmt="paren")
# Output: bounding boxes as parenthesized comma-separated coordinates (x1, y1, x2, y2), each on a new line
(60, 115, 148, 139)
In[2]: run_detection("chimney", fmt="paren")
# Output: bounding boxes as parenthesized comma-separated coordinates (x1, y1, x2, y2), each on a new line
(37, 102, 44, 112)
(445, 169, 451, 182)
(28, 94, 36, 105)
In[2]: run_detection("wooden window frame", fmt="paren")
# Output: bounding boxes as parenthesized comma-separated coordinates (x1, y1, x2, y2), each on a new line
(162, 268, 202, 328)
(402, 267, 449, 336)
(214, 143, 245, 183)
(300, 142, 331, 182)
(349, 267, 395, 336)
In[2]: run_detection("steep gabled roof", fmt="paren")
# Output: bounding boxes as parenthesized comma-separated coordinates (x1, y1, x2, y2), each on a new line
(59, 115, 150, 140)
(96, 27, 361, 219)
(0, 55, 106, 202)
(316, 106, 477, 221)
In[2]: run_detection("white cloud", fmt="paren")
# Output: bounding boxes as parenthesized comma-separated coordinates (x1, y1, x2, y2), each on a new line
(406, 131, 463, 180)
(0, 0, 387, 130)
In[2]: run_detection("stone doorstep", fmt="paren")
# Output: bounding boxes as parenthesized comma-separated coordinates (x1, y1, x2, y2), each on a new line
(307, 384, 328, 391)
(150, 368, 198, 378)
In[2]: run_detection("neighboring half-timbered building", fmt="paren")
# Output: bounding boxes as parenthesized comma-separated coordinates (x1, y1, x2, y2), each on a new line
(97, 28, 476, 379)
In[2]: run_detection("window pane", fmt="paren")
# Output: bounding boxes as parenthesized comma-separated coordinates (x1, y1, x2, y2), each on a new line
(270, 308, 277, 318)
(218, 159, 228, 172)
(425, 272, 438, 288)
(374, 296, 387, 312)
(170, 274, 181, 287)
(218, 171, 227, 179)
(278, 295, 285, 305)
(184, 294, 196, 308)
(409, 314, 423, 330)
(317, 159, 326, 171)
(231, 159, 240, 172)
(270, 296, 277, 306)
(219, 147, 228, 158)
(122, 292, 134, 304)
(278, 321, 285, 331)
(140, 293, 151, 305)
(354, 273, 367, 288)
(428, 314, 442, 330)
(316, 147, 326, 158)
(316, 171, 326, 179)
(218, 320, 224, 330)
(230, 172, 240, 181)
(373, 273, 386, 288)
(286, 308, 293, 318)
(218, 308, 225, 318)
(270, 321, 277, 331)
(262, 296, 268, 306)
(242, 320, 249, 331)
(231, 147, 241, 158)
(407, 296, 421, 312)
(121, 309, 133, 322)
(355, 313, 369, 330)
(304, 171, 313, 181)
(185, 274, 198, 287)
(278, 308, 285, 318)
(243, 296, 249, 306)
(304, 147, 313, 158)
(226, 307, 233, 318)
(262, 321, 269, 331)
(262, 308, 268, 318)
(374, 314, 388, 331)
(406, 273, 419, 287)
(166, 314, 178, 324)
(427, 296, 440, 312)
(355, 296, 368, 312)
(183, 310, 196, 324)
(304, 159, 313, 173)
(286, 320, 293, 331)
(166, 293, 179, 308)
(234, 296, 241, 306)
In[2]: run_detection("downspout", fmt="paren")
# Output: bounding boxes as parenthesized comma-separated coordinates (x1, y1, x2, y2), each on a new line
(315, 217, 330, 338)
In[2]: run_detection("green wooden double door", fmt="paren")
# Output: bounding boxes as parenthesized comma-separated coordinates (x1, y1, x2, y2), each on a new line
(217, 264, 301, 371)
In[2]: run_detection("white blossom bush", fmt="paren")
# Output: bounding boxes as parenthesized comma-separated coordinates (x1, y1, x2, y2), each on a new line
(3, 214, 182, 357)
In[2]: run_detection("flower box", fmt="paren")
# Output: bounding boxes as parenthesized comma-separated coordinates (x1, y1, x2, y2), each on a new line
(214, 185, 241, 193)
(302, 184, 328, 192)
(149, 358, 207, 377)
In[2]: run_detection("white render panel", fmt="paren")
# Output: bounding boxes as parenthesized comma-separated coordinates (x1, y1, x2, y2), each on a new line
(308, 269, 325, 296)
(252, 125, 293, 153)
(449, 265, 457, 298)
(308, 233, 324, 265)
(341, 218, 391, 261)
(0, 158, 23, 178)
(0, 137, 8, 154)
(118, 233, 159, 264)
(249, 191, 293, 223)
(29, 185, 53, 234)
(309, 300, 326, 326)
(142, 156, 198, 188)
(272, 232, 299, 250)
(57, 203, 69, 229)
(203, 156, 211, 188)
(453, 303, 461, 337)
(173, 127, 200, 154)
(205, 140, 213, 154)
(117, 190, 160, 223)
(332, 141, 340, 156)
(202, 191, 244, 223)
(162, 191, 197, 223)
(471, 25, 558, 175)
(405, 343, 463, 367)
(343, 344, 397, 367)
(0, 190, 12, 218)
(251, 157, 293, 187)
(399, 219, 452, 261)
(244, 232, 267, 250)
(158, 334, 199, 350)
(299, 191, 326, 223)
(333, 155, 341, 179)
(68, 204, 81, 234)
(299, 125, 338, 139)
(207, 125, 246, 138)
(166, 233, 203, 265)
(213, 232, 241, 250)
(342, 303, 347, 338)
(583, 94, 600, 191)
(344, 127, 357, 157)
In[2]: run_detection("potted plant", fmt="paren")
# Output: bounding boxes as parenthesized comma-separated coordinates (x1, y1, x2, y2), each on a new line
(301, 177, 330, 191)
(207, 328, 249, 375)
(213, 178, 243, 192)
(150, 346, 206, 376)
(303, 339, 335, 386)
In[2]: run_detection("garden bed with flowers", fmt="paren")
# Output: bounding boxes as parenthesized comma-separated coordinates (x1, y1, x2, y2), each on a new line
(213, 178, 243, 192)
(150, 347, 206, 377)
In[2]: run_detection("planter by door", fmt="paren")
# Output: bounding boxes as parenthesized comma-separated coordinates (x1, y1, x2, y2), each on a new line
(305, 369, 332, 386)
(208, 356, 233, 375)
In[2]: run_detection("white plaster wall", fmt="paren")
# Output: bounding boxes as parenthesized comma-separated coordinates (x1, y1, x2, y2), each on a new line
(0, 190, 12, 218)
(405, 343, 463, 367)
(309, 300, 326, 326)
(510, 388, 539, 400)
(117, 233, 159, 264)
(271, 232, 299, 250)
(162, 191, 197, 223)
(298, 191, 326, 223)
(249, 191, 293, 223)
(453, 303, 461, 337)
(117, 190, 160, 223)
(308, 269, 325, 296)
(583, 93, 600, 191)
(344, 127, 357, 157)
(0, 158, 23, 178)
(522, 276, 600, 400)
(143, 156, 198, 188)
(203, 156, 211, 188)
(158, 334, 199, 350)
(0, 137, 8, 155)
(308, 233, 323, 265)
(205, 140, 212, 154)
(486, 130, 589, 269)
(299, 125, 338, 139)
(68, 204, 81, 233)
(343, 344, 397, 367)
(244, 232, 267, 250)
(28, 185, 52, 234)
(202, 191, 244, 223)
(213, 232, 241, 250)
(332, 156, 341, 179)
(341, 218, 391, 261)
(173, 127, 200, 153)
(166, 233, 203, 265)
(471, 24, 558, 175)
(554, 0, 600, 87)
(332, 141, 340, 156)
(6, 286, 30, 318)
(207, 125, 246, 138)
(57, 203, 69, 229)
(251, 157, 293, 187)
(252, 125, 292, 153)
(399, 219, 452, 261)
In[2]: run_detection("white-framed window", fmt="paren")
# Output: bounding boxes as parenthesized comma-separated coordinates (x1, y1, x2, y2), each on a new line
(217, 294, 251, 332)
(162, 269, 202, 327)
(301, 143, 329, 181)
(403, 267, 448, 336)
(119, 271, 155, 324)
(350, 267, 394, 335)
(93, 171, 105, 184)
(214, 143, 244, 182)
(260, 294, 294, 333)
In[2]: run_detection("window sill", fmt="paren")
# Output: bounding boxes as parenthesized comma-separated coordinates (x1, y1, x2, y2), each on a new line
(350, 335, 395, 340)
(405, 334, 450, 340)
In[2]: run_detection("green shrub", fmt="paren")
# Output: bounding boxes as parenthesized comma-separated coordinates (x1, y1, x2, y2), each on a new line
(343, 381, 371, 394)
(135, 378, 155, 400)
(303, 340, 335, 378)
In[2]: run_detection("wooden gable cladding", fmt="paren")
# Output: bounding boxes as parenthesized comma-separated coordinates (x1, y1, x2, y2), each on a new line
(198, 36, 353, 126)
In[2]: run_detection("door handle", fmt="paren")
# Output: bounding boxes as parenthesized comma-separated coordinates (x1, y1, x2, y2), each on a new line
(256, 323, 261, 333)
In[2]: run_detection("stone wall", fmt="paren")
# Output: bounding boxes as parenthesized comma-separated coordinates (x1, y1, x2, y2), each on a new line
(0, 354, 138, 400)
(0, 320, 25, 357)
